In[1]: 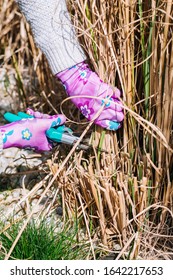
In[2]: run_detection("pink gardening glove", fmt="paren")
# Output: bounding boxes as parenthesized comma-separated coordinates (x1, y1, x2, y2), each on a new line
(57, 62, 124, 130)
(0, 109, 66, 151)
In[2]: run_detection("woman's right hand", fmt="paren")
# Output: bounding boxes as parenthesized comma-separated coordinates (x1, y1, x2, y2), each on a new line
(0, 109, 66, 151)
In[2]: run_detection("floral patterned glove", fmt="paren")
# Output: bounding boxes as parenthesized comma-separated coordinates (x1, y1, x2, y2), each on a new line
(57, 62, 124, 130)
(0, 110, 66, 151)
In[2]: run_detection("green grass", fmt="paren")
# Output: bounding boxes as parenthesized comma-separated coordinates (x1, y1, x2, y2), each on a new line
(0, 220, 89, 260)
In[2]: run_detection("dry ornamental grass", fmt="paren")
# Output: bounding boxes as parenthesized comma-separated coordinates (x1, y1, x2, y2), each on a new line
(0, 0, 173, 260)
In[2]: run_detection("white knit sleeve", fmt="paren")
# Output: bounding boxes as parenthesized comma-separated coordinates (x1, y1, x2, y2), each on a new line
(15, 0, 86, 74)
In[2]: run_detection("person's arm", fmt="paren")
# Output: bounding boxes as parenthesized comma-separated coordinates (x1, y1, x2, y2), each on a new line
(15, 0, 124, 130)
(15, 0, 86, 74)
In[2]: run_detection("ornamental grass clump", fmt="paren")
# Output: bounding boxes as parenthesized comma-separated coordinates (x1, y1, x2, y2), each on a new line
(0, 0, 172, 260)
(0, 220, 89, 260)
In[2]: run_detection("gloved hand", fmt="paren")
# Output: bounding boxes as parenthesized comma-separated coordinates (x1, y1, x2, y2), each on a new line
(0, 110, 66, 151)
(57, 62, 124, 131)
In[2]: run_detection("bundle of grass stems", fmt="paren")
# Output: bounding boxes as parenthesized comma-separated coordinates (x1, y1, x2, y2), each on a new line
(0, 0, 173, 259)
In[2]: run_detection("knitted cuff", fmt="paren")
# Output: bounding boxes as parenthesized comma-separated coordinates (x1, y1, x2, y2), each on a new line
(15, 0, 87, 74)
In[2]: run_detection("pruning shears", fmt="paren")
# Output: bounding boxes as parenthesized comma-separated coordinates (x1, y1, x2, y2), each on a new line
(46, 125, 89, 150)
(4, 112, 89, 150)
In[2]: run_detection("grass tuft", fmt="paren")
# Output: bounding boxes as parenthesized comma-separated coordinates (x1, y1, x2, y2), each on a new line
(0, 220, 89, 260)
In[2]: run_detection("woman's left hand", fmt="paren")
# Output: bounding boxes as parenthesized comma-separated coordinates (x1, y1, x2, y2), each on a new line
(57, 62, 124, 131)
